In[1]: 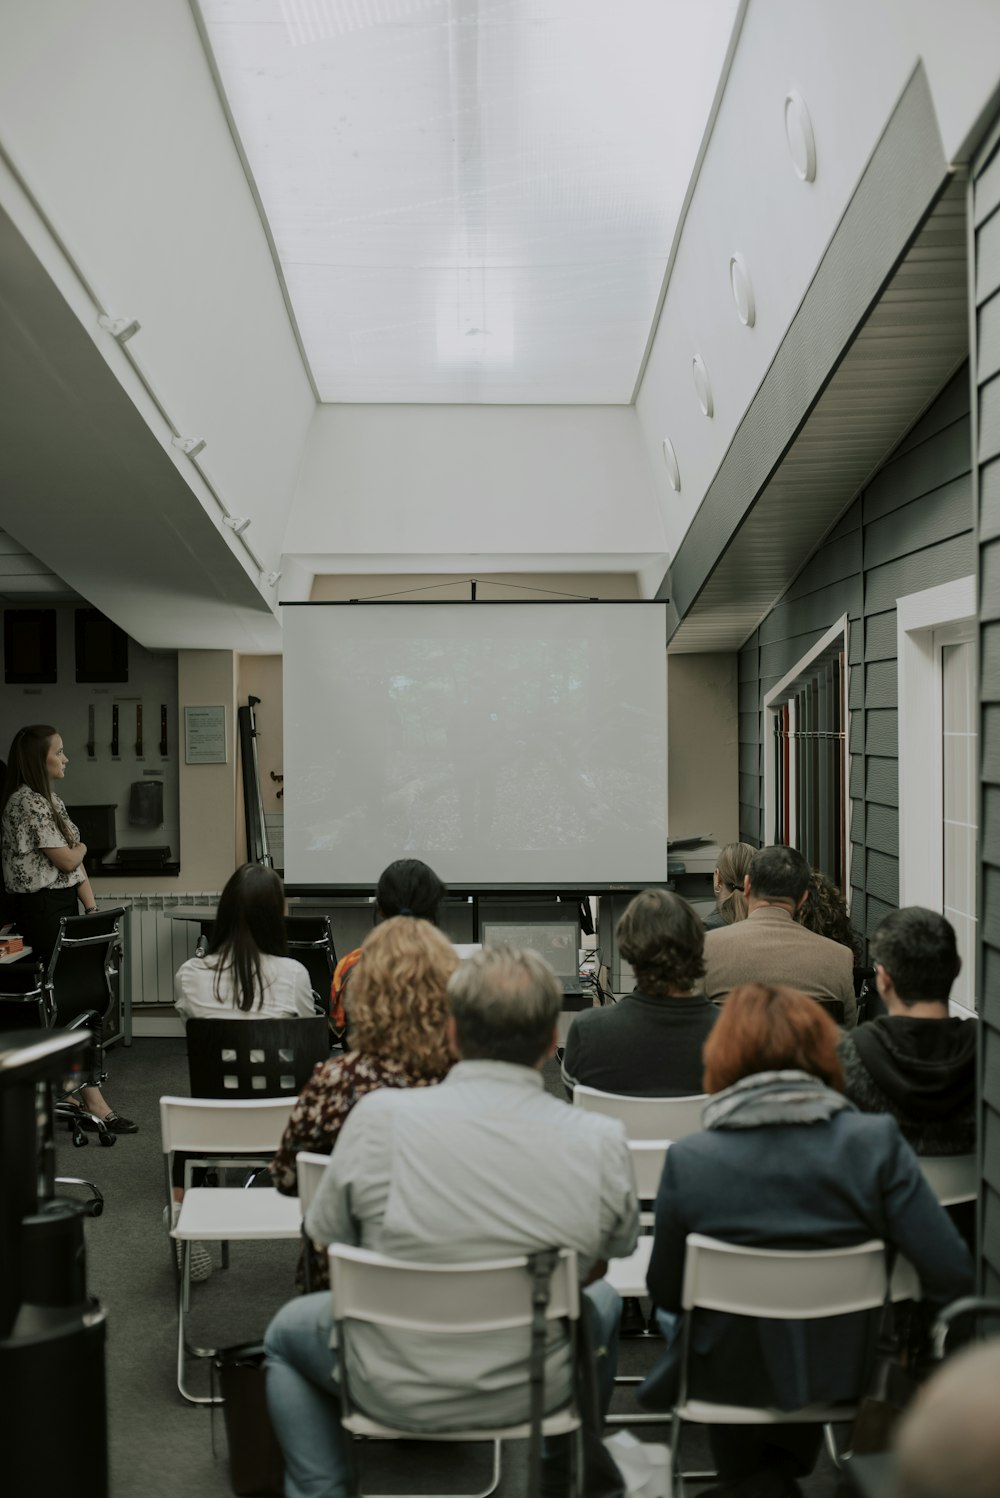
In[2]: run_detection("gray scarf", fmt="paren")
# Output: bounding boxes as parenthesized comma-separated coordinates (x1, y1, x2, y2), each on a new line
(703, 1069, 854, 1131)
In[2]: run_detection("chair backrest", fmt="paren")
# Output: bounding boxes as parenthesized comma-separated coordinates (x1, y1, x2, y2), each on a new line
(573, 1083, 708, 1141)
(920, 1153, 977, 1206)
(47, 907, 126, 1026)
(285, 916, 337, 1001)
(296, 1150, 331, 1216)
(629, 1139, 670, 1200)
(329, 1244, 580, 1334)
(160, 1094, 295, 1155)
(681, 1233, 889, 1318)
(813, 996, 846, 1026)
(186, 1016, 329, 1098)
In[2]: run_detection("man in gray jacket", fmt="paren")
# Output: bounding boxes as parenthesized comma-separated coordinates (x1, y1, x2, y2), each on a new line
(265, 945, 639, 1498)
(702, 845, 857, 1026)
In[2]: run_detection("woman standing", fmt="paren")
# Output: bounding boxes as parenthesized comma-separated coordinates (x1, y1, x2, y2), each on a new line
(0, 723, 135, 1132)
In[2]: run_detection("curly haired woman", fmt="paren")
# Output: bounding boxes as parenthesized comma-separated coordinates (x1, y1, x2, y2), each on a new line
(271, 915, 457, 1288)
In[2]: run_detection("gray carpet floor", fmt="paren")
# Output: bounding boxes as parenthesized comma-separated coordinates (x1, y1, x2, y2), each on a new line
(55, 1038, 845, 1498)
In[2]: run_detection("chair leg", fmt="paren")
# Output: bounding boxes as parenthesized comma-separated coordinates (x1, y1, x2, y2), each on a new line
(823, 1422, 847, 1468)
(175, 1242, 223, 1406)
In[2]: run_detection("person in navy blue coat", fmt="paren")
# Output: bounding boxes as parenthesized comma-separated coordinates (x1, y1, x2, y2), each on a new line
(643, 982, 973, 1497)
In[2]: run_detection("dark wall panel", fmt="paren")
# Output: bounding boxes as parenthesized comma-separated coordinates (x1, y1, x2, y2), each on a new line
(738, 364, 972, 965)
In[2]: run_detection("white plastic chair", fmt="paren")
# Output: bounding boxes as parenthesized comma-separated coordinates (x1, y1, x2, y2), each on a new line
(669, 1234, 914, 1495)
(572, 1085, 708, 1141)
(329, 1243, 583, 1498)
(920, 1153, 977, 1206)
(604, 1140, 669, 1426)
(296, 1149, 330, 1215)
(160, 1095, 302, 1404)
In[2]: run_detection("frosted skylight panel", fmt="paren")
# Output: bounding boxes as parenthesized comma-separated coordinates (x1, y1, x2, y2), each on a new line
(196, 0, 739, 403)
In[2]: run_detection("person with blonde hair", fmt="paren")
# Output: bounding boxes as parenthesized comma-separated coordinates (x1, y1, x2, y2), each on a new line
(703, 841, 754, 930)
(271, 915, 457, 1288)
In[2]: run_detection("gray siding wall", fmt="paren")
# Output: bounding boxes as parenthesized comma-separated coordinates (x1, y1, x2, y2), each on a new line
(975, 133, 1000, 1294)
(738, 364, 973, 951)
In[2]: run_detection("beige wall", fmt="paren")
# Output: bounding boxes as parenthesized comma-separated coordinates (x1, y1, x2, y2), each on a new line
(175, 650, 240, 889)
(667, 653, 739, 846)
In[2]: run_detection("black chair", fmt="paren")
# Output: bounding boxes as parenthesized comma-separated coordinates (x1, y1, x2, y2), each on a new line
(0, 964, 109, 1210)
(186, 1016, 330, 1099)
(814, 996, 846, 1026)
(184, 1015, 330, 1198)
(284, 916, 337, 1016)
(45, 907, 128, 1147)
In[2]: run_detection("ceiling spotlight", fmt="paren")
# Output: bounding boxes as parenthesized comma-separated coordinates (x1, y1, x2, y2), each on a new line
(265, 571, 282, 588)
(98, 314, 141, 343)
(172, 436, 206, 458)
(225, 515, 252, 536)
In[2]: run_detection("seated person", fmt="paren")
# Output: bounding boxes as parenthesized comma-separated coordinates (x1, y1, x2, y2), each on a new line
(562, 887, 716, 1097)
(838, 906, 976, 1156)
(265, 946, 639, 1498)
(271, 915, 456, 1288)
(703, 842, 754, 930)
(174, 863, 316, 1020)
(642, 983, 972, 1495)
(329, 857, 446, 1031)
(703, 844, 857, 1026)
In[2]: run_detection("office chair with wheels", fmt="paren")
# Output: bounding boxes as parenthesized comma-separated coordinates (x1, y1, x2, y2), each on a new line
(0, 961, 115, 1147)
(46, 908, 128, 1146)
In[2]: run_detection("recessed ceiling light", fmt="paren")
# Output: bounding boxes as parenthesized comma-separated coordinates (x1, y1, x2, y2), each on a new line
(692, 355, 714, 417)
(729, 254, 755, 328)
(661, 438, 681, 492)
(784, 91, 817, 182)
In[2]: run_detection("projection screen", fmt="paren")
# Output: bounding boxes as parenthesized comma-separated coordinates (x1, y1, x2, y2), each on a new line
(282, 602, 667, 887)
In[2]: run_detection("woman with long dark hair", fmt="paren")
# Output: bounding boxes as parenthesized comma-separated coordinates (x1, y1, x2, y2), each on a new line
(174, 863, 315, 1019)
(0, 723, 135, 1131)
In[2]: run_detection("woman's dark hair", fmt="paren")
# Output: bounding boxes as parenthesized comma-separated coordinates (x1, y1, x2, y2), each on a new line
(1, 724, 75, 842)
(376, 859, 446, 923)
(714, 841, 754, 925)
(797, 869, 863, 963)
(703, 983, 843, 1094)
(616, 888, 705, 997)
(207, 863, 289, 1012)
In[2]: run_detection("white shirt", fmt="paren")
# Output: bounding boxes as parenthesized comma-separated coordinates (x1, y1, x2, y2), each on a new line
(174, 952, 316, 1020)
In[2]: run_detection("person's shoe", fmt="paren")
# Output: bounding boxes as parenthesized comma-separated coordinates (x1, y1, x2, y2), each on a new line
(163, 1206, 212, 1282)
(176, 1240, 213, 1282)
(81, 1110, 139, 1134)
(619, 1295, 648, 1337)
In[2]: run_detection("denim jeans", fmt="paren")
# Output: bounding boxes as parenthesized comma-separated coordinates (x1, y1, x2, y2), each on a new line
(264, 1278, 622, 1498)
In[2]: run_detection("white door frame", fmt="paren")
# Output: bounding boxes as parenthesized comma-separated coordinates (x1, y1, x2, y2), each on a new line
(896, 575, 976, 911)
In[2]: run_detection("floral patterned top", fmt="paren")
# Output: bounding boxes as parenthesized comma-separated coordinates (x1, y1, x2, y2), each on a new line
(270, 1049, 450, 1290)
(1, 786, 85, 894)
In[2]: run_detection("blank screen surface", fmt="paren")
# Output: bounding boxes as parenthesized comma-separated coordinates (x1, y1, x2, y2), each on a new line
(283, 602, 667, 886)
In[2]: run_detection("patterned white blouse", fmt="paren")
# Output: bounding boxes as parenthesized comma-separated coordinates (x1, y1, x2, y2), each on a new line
(1, 786, 85, 894)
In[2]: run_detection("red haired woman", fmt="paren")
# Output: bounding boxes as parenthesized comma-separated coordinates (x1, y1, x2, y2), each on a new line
(643, 984, 972, 1496)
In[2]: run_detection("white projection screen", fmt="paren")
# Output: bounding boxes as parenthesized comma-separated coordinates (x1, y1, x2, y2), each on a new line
(282, 602, 667, 887)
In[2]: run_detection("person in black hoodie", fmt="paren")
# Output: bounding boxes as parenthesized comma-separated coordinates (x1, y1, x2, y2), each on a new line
(838, 906, 976, 1156)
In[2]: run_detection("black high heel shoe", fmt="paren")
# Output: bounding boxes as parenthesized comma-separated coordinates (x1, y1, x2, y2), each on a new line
(79, 1109, 139, 1135)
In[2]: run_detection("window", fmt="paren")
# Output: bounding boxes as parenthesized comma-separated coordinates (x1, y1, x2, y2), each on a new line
(763, 616, 850, 895)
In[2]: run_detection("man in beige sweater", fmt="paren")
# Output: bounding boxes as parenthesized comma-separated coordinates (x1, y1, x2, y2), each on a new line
(702, 844, 857, 1027)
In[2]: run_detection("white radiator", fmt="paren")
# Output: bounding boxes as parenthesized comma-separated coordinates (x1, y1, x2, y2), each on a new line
(97, 892, 221, 1018)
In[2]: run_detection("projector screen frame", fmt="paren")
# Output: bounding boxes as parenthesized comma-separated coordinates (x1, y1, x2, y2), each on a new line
(280, 598, 668, 892)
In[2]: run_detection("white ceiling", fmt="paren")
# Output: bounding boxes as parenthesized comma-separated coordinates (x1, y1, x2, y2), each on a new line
(195, 0, 738, 404)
